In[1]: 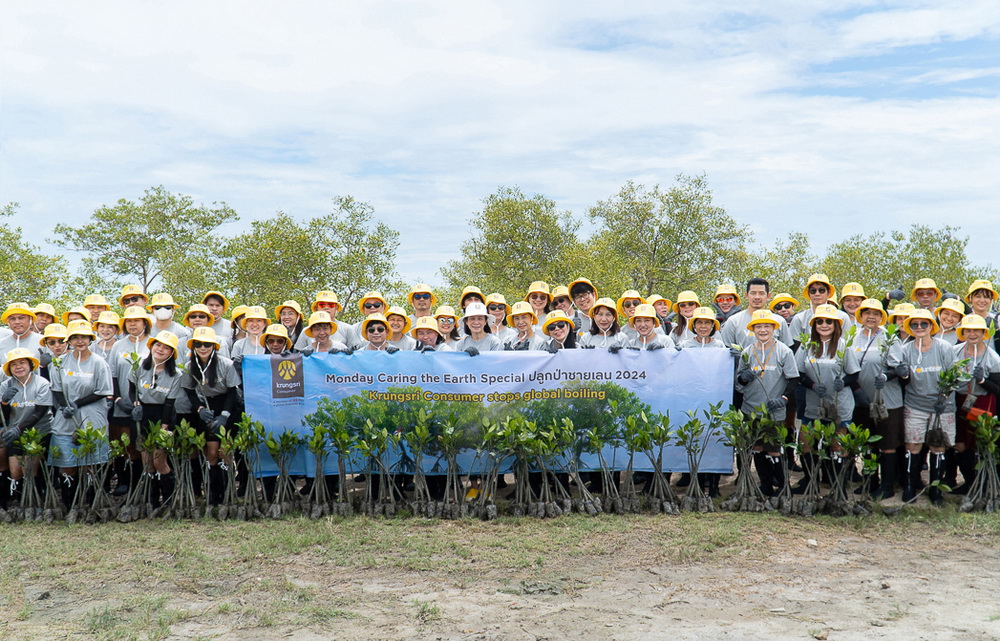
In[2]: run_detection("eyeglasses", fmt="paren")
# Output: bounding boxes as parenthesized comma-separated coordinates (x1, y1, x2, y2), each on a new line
(548, 321, 568, 331)
(716, 296, 735, 303)
(44, 339, 62, 346)
(774, 303, 794, 311)
(412, 293, 431, 300)
(367, 325, 386, 333)
(122, 296, 143, 304)
(487, 304, 505, 312)
(363, 302, 383, 309)
(192, 341, 215, 348)
(814, 318, 836, 326)
(572, 291, 593, 300)
(910, 321, 931, 329)
(622, 300, 640, 308)
(437, 318, 455, 324)
(808, 287, 828, 295)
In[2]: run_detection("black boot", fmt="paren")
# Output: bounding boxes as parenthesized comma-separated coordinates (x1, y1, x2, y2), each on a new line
(754, 452, 774, 496)
(208, 464, 226, 505)
(943, 448, 958, 490)
(0, 470, 9, 509)
(10, 477, 22, 507)
(902, 451, 919, 502)
(786, 446, 802, 472)
(791, 453, 814, 495)
(191, 457, 204, 497)
(952, 450, 977, 495)
(159, 472, 176, 506)
(112, 457, 130, 496)
(875, 452, 897, 500)
(60, 474, 77, 509)
(149, 473, 162, 508)
(768, 455, 785, 495)
(928, 452, 945, 505)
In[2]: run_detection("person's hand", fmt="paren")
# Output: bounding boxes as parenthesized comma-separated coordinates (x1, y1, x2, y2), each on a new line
(647, 343, 664, 352)
(232, 354, 243, 366)
(766, 397, 787, 414)
(198, 407, 215, 424)
(465, 347, 479, 357)
(729, 346, 742, 358)
(974, 365, 986, 382)
(385, 345, 399, 354)
(934, 399, 947, 414)
(833, 377, 845, 392)
(299, 347, 314, 357)
(0, 426, 20, 448)
(210, 415, 227, 435)
(131, 405, 143, 423)
(115, 398, 134, 415)
(887, 288, 905, 301)
(813, 383, 828, 398)
(280, 349, 292, 357)
(736, 367, 755, 385)
(60, 406, 76, 419)
(38, 352, 52, 368)
(608, 345, 622, 354)
(547, 342, 560, 354)
(1, 386, 18, 404)
(581, 344, 596, 349)
(874, 373, 887, 390)
(896, 363, 910, 379)
(515, 341, 530, 351)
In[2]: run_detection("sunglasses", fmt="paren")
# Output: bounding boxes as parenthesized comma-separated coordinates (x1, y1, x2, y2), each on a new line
(188, 314, 209, 320)
(622, 300, 640, 308)
(151, 305, 172, 311)
(487, 304, 505, 312)
(192, 341, 215, 348)
(679, 301, 697, 308)
(529, 293, 549, 300)
(437, 318, 455, 324)
(553, 298, 570, 306)
(808, 287, 828, 295)
(44, 339, 62, 346)
(363, 302, 383, 309)
(910, 321, 931, 329)
(548, 321, 568, 331)
(122, 296, 143, 304)
(316, 303, 338, 310)
(814, 318, 836, 326)
(412, 293, 431, 300)
(716, 296, 735, 303)
(367, 325, 386, 333)
(774, 302, 794, 311)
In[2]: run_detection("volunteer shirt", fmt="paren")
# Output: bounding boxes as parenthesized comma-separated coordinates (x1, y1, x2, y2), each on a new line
(938, 328, 960, 346)
(182, 354, 241, 400)
(49, 352, 113, 436)
(789, 307, 852, 342)
(898, 338, 957, 413)
(720, 309, 794, 348)
(109, 335, 150, 418)
(630, 334, 675, 350)
(454, 334, 503, 352)
(493, 326, 517, 346)
(231, 335, 267, 358)
(678, 337, 727, 349)
(851, 328, 903, 410)
(955, 342, 1000, 398)
(388, 335, 418, 351)
(152, 321, 190, 341)
(795, 338, 861, 423)
(505, 334, 549, 351)
(0, 373, 53, 435)
(669, 325, 697, 347)
(0, 332, 44, 367)
(577, 330, 628, 349)
(737, 341, 799, 418)
(296, 323, 360, 351)
(130, 361, 183, 405)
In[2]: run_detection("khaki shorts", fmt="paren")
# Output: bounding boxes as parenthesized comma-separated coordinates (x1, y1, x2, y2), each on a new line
(903, 406, 955, 447)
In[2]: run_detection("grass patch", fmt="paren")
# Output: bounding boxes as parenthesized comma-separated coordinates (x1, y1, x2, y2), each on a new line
(83, 595, 189, 641)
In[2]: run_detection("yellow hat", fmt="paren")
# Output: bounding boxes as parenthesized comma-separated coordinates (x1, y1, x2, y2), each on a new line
(802, 274, 836, 300)
(434, 305, 458, 322)
(910, 278, 941, 302)
(541, 310, 573, 336)
(187, 326, 222, 350)
(628, 303, 660, 328)
(672, 291, 700, 314)
(65, 319, 96, 340)
(459, 286, 485, 306)
(746, 309, 780, 330)
(826, 293, 840, 309)
(147, 331, 179, 358)
(358, 291, 387, 314)
(410, 316, 443, 340)
(934, 298, 966, 321)
(3, 347, 40, 376)
(61, 306, 91, 325)
(311, 291, 341, 312)
(840, 282, 866, 299)
(361, 313, 390, 340)
(956, 314, 990, 342)
(229, 305, 249, 328)
(854, 299, 887, 325)
(485, 293, 511, 317)
(902, 308, 939, 335)
(119, 284, 147, 306)
(588, 297, 618, 320)
(304, 311, 338, 338)
(258, 324, 291, 349)
(93, 311, 121, 330)
(568, 277, 599, 300)
(83, 294, 111, 308)
(202, 290, 231, 312)
(965, 280, 998, 303)
(183, 304, 214, 327)
(769, 293, 799, 311)
(506, 301, 539, 326)
(687, 306, 720, 332)
(385, 306, 413, 334)
(239, 306, 269, 329)
(407, 284, 437, 307)
(887, 302, 915, 325)
(714, 284, 741, 305)
(39, 323, 69, 346)
(146, 293, 178, 311)
(2, 302, 36, 323)
(645, 295, 673, 311)
(616, 290, 646, 317)
(32, 303, 57, 320)
(551, 285, 571, 302)
(118, 306, 153, 332)
(274, 300, 303, 322)
(809, 304, 843, 326)
(524, 281, 552, 302)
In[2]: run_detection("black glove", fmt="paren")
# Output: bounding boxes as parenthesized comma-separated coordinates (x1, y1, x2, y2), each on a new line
(974, 365, 986, 382)
(1, 385, 18, 404)
(647, 343, 664, 352)
(465, 347, 479, 357)
(833, 377, 845, 392)
(210, 415, 227, 435)
(813, 383, 829, 398)
(299, 347, 314, 357)
(0, 426, 19, 448)
(232, 354, 243, 366)
(874, 373, 887, 390)
(942, 291, 959, 301)
(61, 406, 76, 419)
(385, 346, 399, 354)
(896, 363, 910, 379)
(421, 345, 436, 353)
(515, 341, 530, 351)
(342, 347, 355, 355)
(280, 349, 292, 357)
(608, 345, 622, 354)
(626, 346, 640, 351)
(115, 397, 134, 415)
(131, 405, 143, 423)
(38, 352, 53, 368)
(766, 397, 786, 414)
(198, 407, 215, 424)
(854, 388, 871, 407)
(106, 397, 114, 411)
(887, 288, 905, 301)
(933, 399, 947, 414)
(547, 342, 559, 354)
(728, 346, 742, 358)
(736, 367, 755, 385)
(581, 345, 596, 349)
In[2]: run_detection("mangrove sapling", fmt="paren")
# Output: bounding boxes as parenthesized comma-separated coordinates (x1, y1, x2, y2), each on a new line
(13, 428, 46, 522)
(69, 424, 117, 524)
(303, 423, 332, 519)
(501, 415, 538, 517)
(928, 359, 972, 450)
(719, 407, 770, 513)
(117, 422, 163, 522)
(960, 414, 1000, 512)
(619, 412, 647, 513)
(585, 425, 620, 513)
(535, 418, 575, 517)
(791, 420, 830, 517)
(472, 418, 503, 520)
(870, 324, 901, 422)
(356, 419, 401, 517)
(641, 412, 680, 515)
(825, 423, 880, 516)
(324, 410, 356, 517)
(264, 428, 301, 518)
(770, 421, 797, 514)
(234, 414, 266, 519)
(163, 419, 205, 519)
(399, 409, 434, 517)
(40, 442, 67, 523)
(436, 414, 469, 519)
(674, 406, 720, 513)
(558, 418, 601, 516)
(216, 426, 240, 520)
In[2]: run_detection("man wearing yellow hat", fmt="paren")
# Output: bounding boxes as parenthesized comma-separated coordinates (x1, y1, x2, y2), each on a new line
(0, 303, 43, 369)
(721, 278, 794, 348)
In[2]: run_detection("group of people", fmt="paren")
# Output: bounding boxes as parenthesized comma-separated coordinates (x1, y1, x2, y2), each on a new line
(0, 274, 996, 509)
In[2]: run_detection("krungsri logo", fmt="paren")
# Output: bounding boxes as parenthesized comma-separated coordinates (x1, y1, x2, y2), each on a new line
(270, 353, 304, 399)
(277, 360, 297, 381)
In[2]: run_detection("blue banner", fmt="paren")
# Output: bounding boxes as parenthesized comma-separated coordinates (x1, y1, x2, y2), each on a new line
(243, 349, 735, 476)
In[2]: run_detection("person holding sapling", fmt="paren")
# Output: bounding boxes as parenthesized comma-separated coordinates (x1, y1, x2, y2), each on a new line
(577, 298, 628, 350)
(617, 290, 646, 342)
(734, 310, 799, 496)
(385, 306, 417, 351)
(485, 293, 515, 345)
(411, 316, 453, 352)
(669, 291, 701, 347)
(504, 301, 548, 351)
(952, 314, 1000, 494)
(628, 304, 675, 350)
(721, 278, 794, 348)
(788, 275, 851, 347)
(299, 311, 349, 355)
(568, 277, 599, 334)
(935, 297, 965, 345)
(895, 308, 959, 504)
(0, 348, 53, 508)
(793, 304, 861, 492)
(49, 321, 114, 507)
(678, 306, 725, 349)
(183, 327, 240, 505)
(849, 299, 906, 499)
(541, 310, 577, 350)
(454, 302, 502, 355)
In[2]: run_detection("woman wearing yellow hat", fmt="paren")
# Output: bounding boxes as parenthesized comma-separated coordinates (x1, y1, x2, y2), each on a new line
(935, 297, 965, 345)
(838, 283, 866, 327)
(668, 291, 701, 347)
(541, 311, 577, 351)
(485, 294, 516, 345)
(578, 298, 628, 350)
(524, 281, 552, 327)
(454, 303, 503, 355)
(965, 280, 998, 322)
(385, 306, 417, 351)
(274, 301, 305, 348)
(300, 311, 349, 355)
(302, 291, 359, 351)
(626, 304, 673, 350)
(951, 314, 1000, 495)
(678, 307, 725, 349)
(231, 306, 270, 360)
(359, 314, 393, 352)
(92, 311, 121, 362)
(617, 290, 646, 342)
(434, 306, 461, 347)
(505, 302, 548, 351)
(411, 316, 452, 352)
(894, 308, 957, 504)
(0, 348, 53, 509)
(37, 323, 70, 378)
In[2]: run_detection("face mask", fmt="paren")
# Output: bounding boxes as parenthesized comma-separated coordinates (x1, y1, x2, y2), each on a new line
(154, 308, 174, 321)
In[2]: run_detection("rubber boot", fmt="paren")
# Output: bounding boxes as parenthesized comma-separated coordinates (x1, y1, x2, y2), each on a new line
(953, 450, 977, 495)
(235, 450, 249, 497)
(754, 452, 774, 496)
(324, 474, 339, 497)
(943, 448, 958, 490)
(0, 470, 10, 509)
(902, 451, 920, 502)
(159, 472, 176, 506)
(768, 455, 785, 496)
(149, 473, 162, 509)
(60, 474, 77, 509)
(792, 453, 814, 495)
(875, 452, 897, 500)
(208, 464, 225, 505)
(191, 457, 204, 497)
(112, 457, 130, 496)
(786, 446, 802, 472)
(928, 452, 944, 505)
(10, 478, 22, 507)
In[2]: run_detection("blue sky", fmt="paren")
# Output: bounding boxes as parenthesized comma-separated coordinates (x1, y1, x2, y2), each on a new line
(2, 1, 998, 288)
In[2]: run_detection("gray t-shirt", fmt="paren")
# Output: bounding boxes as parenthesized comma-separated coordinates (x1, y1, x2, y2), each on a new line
(49, 352, 113, 436)
(795, 338, 861, 423)
(736, 341, 799, 419)
(898, 338, 958, 413)
(851, 328, 903, 410)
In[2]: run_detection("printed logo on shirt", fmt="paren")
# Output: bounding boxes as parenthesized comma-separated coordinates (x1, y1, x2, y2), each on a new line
(270, 354, 304, 399)
(65, 370, 95, 379)
(915, 366, 942, 374)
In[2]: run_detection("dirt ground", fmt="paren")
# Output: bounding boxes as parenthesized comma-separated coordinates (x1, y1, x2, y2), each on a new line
(3, 510, 1000, 641)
